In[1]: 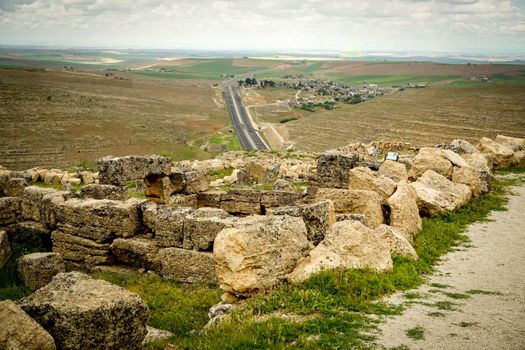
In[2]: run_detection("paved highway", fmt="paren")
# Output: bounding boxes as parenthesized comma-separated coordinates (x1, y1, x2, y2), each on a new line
(224, 84, 269, 151)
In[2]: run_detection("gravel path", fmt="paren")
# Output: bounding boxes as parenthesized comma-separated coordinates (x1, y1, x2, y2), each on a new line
(376, 184, 525, 350)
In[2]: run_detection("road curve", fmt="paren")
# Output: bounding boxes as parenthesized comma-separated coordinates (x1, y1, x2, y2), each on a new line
(224, 85, 269, 151)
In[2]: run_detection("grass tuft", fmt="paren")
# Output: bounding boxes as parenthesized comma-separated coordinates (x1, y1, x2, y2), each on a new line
(405, 326, 425, 341)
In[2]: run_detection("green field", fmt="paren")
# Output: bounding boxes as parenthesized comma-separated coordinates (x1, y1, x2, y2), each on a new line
(331, 74, 461, 86)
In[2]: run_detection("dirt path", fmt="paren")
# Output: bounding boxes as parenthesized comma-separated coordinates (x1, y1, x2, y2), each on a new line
(376, 184, 525, 350)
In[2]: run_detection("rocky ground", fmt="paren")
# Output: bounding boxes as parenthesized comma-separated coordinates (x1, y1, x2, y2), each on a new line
(375, 180, 525, 350)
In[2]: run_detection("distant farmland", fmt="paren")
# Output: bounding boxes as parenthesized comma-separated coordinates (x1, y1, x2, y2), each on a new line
(1, 50, 524, 169)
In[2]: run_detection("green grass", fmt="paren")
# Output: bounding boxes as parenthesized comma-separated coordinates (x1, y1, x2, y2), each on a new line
(0, 226, 50, 300)
(331, 75, 461, 87)
(429, 283, 450, 289)
(465, 289, 502, 296)
(160, 144, 211, 162)
(92, 272, 221, 339)
(427, 311, 446, 318)
(208, 168, 234, 181)
(209, 133, 242, 152)
(405, 326, 425, 341)
(458, 321, 478, 327)
(444, 292, 470, 300)
(432, 301, 458, 311)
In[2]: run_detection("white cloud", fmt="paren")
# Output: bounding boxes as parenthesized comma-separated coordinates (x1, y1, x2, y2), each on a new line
(0, 0, 523, 53)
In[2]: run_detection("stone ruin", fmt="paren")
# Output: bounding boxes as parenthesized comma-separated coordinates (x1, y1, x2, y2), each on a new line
(1, 134, 524, 348)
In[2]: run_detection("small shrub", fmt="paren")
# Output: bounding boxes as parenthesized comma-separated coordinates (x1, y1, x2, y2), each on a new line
(405, 326, 425, 340)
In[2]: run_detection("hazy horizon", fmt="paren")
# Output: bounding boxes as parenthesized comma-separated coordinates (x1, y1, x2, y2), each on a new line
(1, 0, 525, 55)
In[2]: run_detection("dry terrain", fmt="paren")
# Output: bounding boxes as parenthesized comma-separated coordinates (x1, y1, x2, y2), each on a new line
(0, 68, 228, 170)
(376, 182, 525, 349)
(281, 84, 525, 151)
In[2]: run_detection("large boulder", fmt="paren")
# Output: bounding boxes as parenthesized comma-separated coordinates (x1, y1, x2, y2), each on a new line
(19, 272, 149, 350)
(110, 237, 160, 270)
(410, 170, 472, 216)
(440, 149, 470, 168)
(142, 203, 192, 248)
(22, 186, 58, 222)
(80, 184, 127, 201)
(183, 209, 236, 251)
(449, 139, 480, 154)
(220, 189, 262, 215)
(213, 215, 309, 296)
(408, 147, 453, 180)
(157, 248, 217, 284)
(51, 230, 112, 266)
(17, 252, 66, 291)
(98, 155, 172, 186)
(248, 161, 280, 185)
(374, 225, 418, 260)
(512, 150, 525, 168)
(197, 190, 225, 208)
(495, 135, 525, 152)
(0, 197, 22, 225)
(260, 190, 302, 210)
(378, 160, 408, 183)
(267, 200, 336, 245)
(288, 221, 393, 284)
(273, 179, 296, 192)
(0, 230, 11, 268)
(452, 166, 485, 197)
(315, 188, 384, 227)
(56, 198, 143, 243)
(317, 151, 359, 188)
(0, 300, 56, 350)
(386, 181, 422, 241)
(477, 137, 515, 169)
(347, 166, 396, 200)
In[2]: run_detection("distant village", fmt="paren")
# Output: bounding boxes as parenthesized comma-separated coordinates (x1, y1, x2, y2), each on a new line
(234, 76, 428, 112)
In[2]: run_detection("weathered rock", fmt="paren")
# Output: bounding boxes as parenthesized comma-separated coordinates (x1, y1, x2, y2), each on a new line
(315, 188, 384, 227)
(477, 137, 515, 169)
(495, 135, 525, 152)
(287, 221, 393, 284)
(183, 212, 235, 251)
(317, 151, 359, 188)
(142, 202, 192, 247)
(80, 171, 95, 184)
(197, 190, 225, 208)
(236, 168, 253, 185)
(0, 300, 56, 350)
(411, 170, 472, 216)
(206, 302, 234, 327)
(0, 230, 11, 268)
(408, 147, 453, 180)
(512, 150, 525, 168)
(214, 215, 309, 296)
(142, 326, 174, 346)
(220, 189, 262, 215)
(268, 200, 336, 245)
(248, 161, 280, 184)
(378, 160, 408, 183)
(19, 272, 149, 350)
(273, 179, 296, 192)
(452, 166, 484, 197)
(169, 194, 198, 208)
(98, 155, 172, 186)
(374, 225, 418, 260)
(441, 149, 470, 168)
(462, 153, 492, 174)
(335, 213, 368, 225)
(40, 191, 72, 230)
(22, 186, 58, 222)
(80, 184, 127, 201)
(157, 248, 217, 284)
(51, 230, 112, 266)
(144, 174, 173, 203)
(223, 168, 239, 185)
(449, 139, 480, 154)
(260, 190, 302, 210)
(0, 196, 22, 225)
(111, 237, 160, 269)
(386, 181, 422, 241)
(56, 198, 142, 243)
(17, 252, 66, 291)
(347, 166, 396, 200)
(184, 170, 209, 194)
(6, 177, 30, 197)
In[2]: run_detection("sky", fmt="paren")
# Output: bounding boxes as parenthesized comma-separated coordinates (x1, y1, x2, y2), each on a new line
(1, 0, 524, 54)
